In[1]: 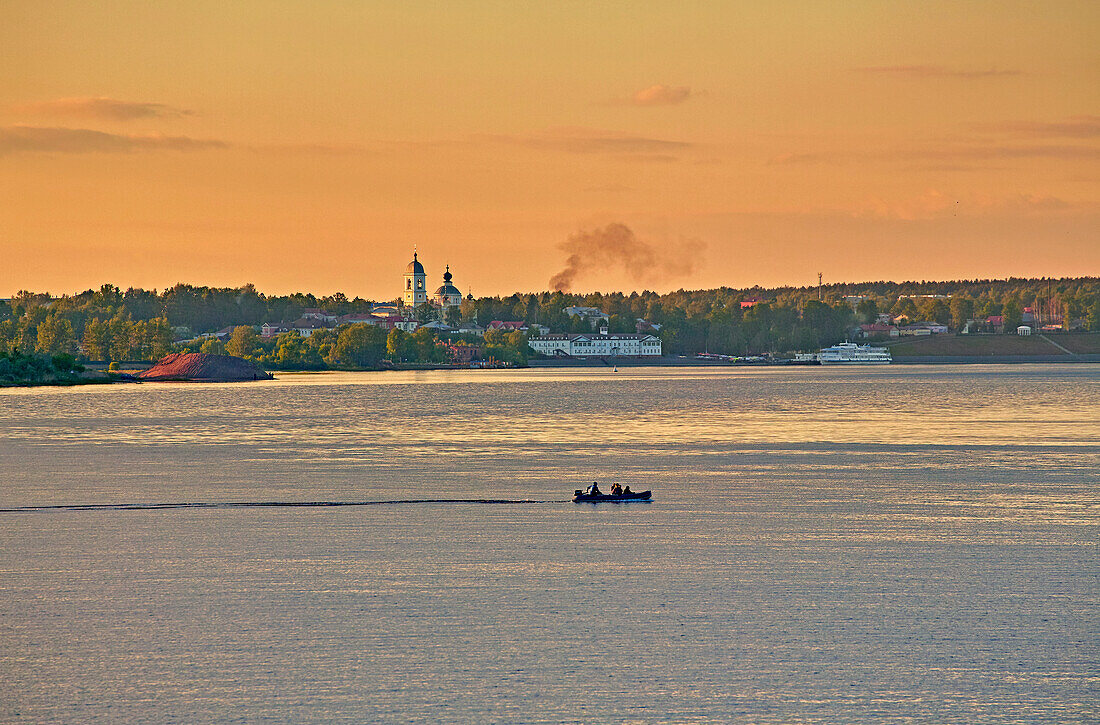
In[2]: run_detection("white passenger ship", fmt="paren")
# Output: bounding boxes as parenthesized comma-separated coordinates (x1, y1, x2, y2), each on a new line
(795, 342, 892, 365)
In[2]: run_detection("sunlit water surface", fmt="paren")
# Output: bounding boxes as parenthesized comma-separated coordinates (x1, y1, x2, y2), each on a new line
(1, 366, 1098, 723)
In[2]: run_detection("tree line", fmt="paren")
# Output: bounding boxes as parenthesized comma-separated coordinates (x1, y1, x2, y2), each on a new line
(2, 277, 1097, 364)
(177, 324, 530, 370)
(0, 350, 86, 386)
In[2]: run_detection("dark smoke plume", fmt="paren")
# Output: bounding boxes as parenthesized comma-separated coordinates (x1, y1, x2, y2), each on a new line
(548, 223, 704, 292)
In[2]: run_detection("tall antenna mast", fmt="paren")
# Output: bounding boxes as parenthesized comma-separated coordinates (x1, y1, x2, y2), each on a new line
(818, 273, 823, 301)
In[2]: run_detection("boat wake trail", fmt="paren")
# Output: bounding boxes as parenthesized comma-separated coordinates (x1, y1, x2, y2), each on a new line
(0, 499, 568, 513)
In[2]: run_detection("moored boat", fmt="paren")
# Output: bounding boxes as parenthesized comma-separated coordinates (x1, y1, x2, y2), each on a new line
(573, 489, 652, 503)
(794, 342, 891, 364)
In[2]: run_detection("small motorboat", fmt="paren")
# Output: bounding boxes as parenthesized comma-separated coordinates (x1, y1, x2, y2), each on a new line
(572, 489, 652, 503)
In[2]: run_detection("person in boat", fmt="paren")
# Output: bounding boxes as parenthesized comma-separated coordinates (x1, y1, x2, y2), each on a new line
(585, 482, 601, 495)
(623, 485, 632, 495)
(610, 483, 622, 495)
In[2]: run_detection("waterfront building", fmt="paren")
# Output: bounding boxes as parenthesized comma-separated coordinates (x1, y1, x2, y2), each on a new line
(528, 332, 662, 357)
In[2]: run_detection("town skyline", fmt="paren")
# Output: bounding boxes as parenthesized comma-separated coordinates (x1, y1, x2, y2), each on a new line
(2, 2, 1098, 297)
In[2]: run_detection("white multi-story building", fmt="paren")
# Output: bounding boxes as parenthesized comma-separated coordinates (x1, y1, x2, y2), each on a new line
(528, 332, 662, 357)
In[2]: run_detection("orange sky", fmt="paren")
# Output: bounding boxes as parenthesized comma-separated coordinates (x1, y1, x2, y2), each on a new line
(1, 1, 1097, 299)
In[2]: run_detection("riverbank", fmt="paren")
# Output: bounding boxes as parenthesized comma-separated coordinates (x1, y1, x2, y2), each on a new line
(528, 357, 758, 368)
(882, 332, 1100, 363)
(893, 354, 1100, 364)
(0, 376, 128, 389)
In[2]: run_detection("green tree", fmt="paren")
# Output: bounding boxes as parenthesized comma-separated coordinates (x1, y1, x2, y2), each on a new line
(504, 330, 529, 363)
(108, 315, 133, 360)
(410, 327, 443, 362)
(226, 326, 259, 358)
(200, 338, 226, 355)
(414, 302, 436, 323)
(36, 317, 75, 355)
(1062, 296, 1083, 327)
(129, 320, 150, 361)
(917, 298, 950, 325)
(148, 317, 173, 358)
(1003, 299, 1023, 331)
(386, 328, 410, 361)
(273, 333, 304, 366)
(330, 324, 386, 367)
(83, 318, 110, 360)
(443, 305, 463, 326)
(15, 319, 37, 354)
(977, 299, 1001, 318)
(856, 298, 879, 324)
(891, 297, 917, 319)
(1087, 299, 1100, 331)
(949, 297, 975, 331)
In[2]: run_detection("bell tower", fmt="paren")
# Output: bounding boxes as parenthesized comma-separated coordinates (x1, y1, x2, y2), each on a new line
(403, 251, 427, 308)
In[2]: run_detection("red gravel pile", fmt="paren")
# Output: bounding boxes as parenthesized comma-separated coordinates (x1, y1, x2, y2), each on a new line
(139, 353, 273, 382)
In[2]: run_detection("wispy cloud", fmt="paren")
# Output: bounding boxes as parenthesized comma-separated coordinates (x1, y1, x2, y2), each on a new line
(250, 141, 374, 155)
(855, 190, 1077, 221)
(13, 97, 195, 121)
(490, 127, 692, 157)
(765, 142, 1099, 167)
(974, 115, 1100, 139)
(0, 125, 227, 156)
(621, 84, 700, 106)
(853, 65, 1022, 79)
(766, 152, 826, 166)
(917, 144, 1100, 161)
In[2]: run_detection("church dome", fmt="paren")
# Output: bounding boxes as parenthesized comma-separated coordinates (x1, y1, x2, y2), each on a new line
(406, 252, 425, 274)
(435, 265, 462, 300)
(435, 283, 461, 296)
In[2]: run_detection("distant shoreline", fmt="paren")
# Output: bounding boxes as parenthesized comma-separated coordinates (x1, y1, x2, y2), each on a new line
(7, 355, 1098, 388)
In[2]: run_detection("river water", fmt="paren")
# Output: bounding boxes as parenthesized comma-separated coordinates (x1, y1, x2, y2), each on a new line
(1, 366, 1097, 723)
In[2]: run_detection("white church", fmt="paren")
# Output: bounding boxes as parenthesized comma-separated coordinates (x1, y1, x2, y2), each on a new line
(402, 252, 464, 309)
